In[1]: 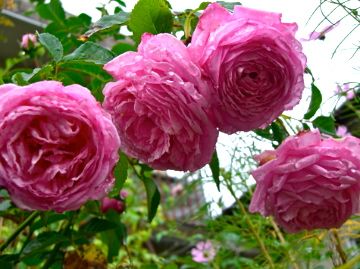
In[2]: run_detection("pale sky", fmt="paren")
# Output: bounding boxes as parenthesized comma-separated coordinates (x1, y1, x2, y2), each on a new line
(60, 0, 359, 214)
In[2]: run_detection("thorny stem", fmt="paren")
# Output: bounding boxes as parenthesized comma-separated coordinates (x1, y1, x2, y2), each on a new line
(124, 244, 133, 267)
(223, 177, 275, 269)
(331, 229, 347, 265)
(336, 253, 360, 269)
(269, 218, 300, 269)
(0, 211, 40, 252)
(42, 213, 75, 269)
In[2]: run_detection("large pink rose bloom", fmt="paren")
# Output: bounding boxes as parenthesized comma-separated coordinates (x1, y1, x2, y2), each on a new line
(0, 81, 120, 212)
(103, 34, 218, 171)
(249, 130, 360, 233)
(189, 3, 306, 133)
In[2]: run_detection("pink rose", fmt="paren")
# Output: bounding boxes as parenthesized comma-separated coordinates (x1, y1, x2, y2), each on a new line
(249, 130, 360, 233)
(21, 33, 38, 50)
(100, 197, 125, 214)
(189, 3, 306, 133)
(0, 81, 120, 212)
(103, 33, 218, 171)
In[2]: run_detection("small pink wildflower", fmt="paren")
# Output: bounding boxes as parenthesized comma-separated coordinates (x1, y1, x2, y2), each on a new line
(170, 183, 184, 197)
(120, 189, 128, 199)
(336, 125, 350, 137)
(191, 240, 216, 263)
(302, 21, 340, 41)
(336, 84, 355, 100)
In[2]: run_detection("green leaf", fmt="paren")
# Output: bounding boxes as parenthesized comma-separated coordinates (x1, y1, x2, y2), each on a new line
(0, 200, 11, 211)
(112, 0, 126, 7)
(217, 1, 242, 10)
(31, 213, 67, 231)
(110, 152, 128, 196)
(101, 213, 126, 262)
(79, 218, 119, 234)
(63, 42, 115, 65)
(12, 65, 54, 85)
(209, 150, 220, 191)
(253, 126, 273, 140)
(0, 254, 19, 269)
(84, 12, 129, 37)
(140, 172, 160, 222)
(112, 43, 136, 55)
(304, 83, 322, 119)
(197, 2, 211, 11)
(38, 33, 64, 62)
(313, 116, 336, 135)
(36, 0, 66, 25)
(254, 121, 288, 147)
(58, 60, 112, 82)
(65, 14, 92, 33)
(22, 232, 68, 257)
(271, 121, 288, 146)
(129, 0, 173, 43)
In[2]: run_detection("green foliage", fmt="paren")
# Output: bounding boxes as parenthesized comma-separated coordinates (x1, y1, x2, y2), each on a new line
(313, 115, 336, 135)
(84, 12, 129, 38)
(140, 172, 161, 223)
(112, 42, 136, 55)
(254, 121, 288, 147)
(129, 0, 173, 43)
(79, 218, 120, 234)
(21, 232, 68, 257)
(110, 152, 129, 196)
(63, 41, 115, 64)
(12, 65, 53, 85)
(217, 1, 242, 10)
(209, 150, 221, 191)
(38, 33, 63, 62)
(304, 83, 322, 119)
(36, 0, 66, 25)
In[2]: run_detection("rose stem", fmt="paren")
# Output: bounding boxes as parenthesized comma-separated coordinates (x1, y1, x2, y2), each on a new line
(223, 176, 275, 269)
(269, 217, 300, 269)
(42, 213, 75, 269)
(0, 211, 40, 252)
(335, 253, 360, 269)
(331, 229, 347, 264)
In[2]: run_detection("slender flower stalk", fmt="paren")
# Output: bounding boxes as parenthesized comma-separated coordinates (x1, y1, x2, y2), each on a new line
(0, 211, 40, 252)
(330, 229, 347, 265)
(336, 253, 360, 269)
(269, 218, 300, 269)
(223, 177, 275, 269)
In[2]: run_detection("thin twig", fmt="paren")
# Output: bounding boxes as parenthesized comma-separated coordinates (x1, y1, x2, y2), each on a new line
(336, 253, 360, 269)
(0, 211, 40, 252)
(223, 177, 275, 269)
(331, 229, 348, 265)
(269, 218, 300, 269)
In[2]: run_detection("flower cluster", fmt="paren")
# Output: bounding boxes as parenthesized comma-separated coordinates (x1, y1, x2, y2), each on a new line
(250, 130, 360, 233)
(103, 3, 306, 171)
(0, 4, 310, 216)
